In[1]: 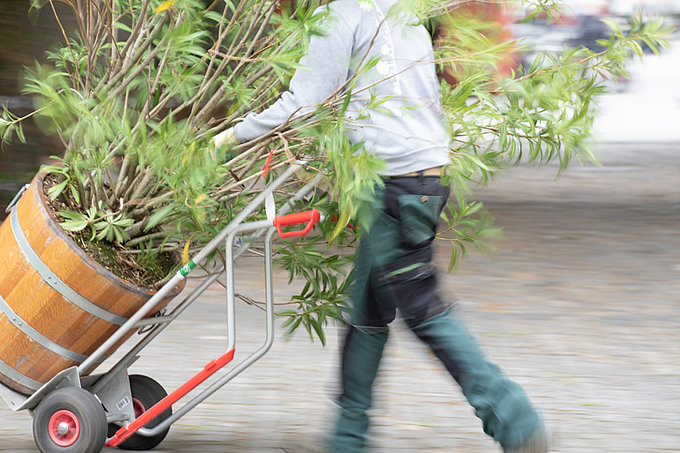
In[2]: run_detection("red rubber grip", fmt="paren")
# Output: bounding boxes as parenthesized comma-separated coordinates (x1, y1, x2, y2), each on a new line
(272, 209, 321, 238)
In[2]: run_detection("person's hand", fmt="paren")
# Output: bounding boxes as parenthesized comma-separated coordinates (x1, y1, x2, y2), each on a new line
(211, 127, 238, 150)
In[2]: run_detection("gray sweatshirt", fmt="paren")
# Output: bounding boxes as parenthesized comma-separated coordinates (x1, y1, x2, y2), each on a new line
(233, 0, 451, 176)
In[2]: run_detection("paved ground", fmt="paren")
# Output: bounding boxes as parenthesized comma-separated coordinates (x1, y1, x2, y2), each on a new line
(1, 141, 677, 453)
(0, 41, 678, 453)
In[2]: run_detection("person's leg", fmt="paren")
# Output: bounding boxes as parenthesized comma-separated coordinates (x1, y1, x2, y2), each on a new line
(329, 189, 397, 452)
(406, 310, 544, 450)
(329, 325, 388, 453)
(380, 176, 545, 451)
(329, 176, 448, 451)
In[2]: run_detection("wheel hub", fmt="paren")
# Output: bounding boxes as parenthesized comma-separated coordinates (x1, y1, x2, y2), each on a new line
(48, 410, 81, 447)
(132, 397, 146, 418)
(57, 422, 70, 435)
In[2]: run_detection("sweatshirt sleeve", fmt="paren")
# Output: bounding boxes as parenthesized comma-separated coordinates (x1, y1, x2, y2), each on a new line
(233, 7, 354, 143)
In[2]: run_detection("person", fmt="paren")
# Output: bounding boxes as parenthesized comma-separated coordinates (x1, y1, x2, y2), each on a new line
(213, 1, 550, 452)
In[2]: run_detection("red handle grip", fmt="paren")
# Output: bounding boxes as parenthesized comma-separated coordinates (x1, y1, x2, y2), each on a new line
(272, 209, 321, 238)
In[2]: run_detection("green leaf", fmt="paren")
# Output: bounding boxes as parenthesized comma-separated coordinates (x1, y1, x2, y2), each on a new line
(48, 180, 68, 200)
(311, 318, 326, 346)
(144, 205, 176, 232)
(59, 218, 89, 232)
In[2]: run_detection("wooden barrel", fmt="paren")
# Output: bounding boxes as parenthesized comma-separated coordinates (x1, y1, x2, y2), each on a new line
(0, 172, 181, 395)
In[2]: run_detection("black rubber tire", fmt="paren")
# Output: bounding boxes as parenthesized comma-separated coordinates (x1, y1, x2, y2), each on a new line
(108, 374, 172, 450)
(32, 386, 107, 453)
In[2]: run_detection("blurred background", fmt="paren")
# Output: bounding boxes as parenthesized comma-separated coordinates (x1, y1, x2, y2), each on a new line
(0, 0, 76, 216)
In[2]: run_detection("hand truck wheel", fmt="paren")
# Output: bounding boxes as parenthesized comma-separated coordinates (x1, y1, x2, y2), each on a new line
(108, 374, 172, 450)
(32, 386, 107, 453)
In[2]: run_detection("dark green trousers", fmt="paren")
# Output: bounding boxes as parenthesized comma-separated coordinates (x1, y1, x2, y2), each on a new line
(329, 175, 542, 452)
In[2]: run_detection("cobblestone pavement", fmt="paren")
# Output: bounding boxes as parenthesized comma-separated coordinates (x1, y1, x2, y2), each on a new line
(1, 141, 678, 453)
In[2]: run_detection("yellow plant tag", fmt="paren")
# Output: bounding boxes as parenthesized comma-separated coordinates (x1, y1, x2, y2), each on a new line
(155, 0, 175, 13)
(182, 239, 191, 265)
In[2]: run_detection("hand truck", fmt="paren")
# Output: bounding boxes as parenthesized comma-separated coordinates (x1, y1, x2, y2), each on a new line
(0, 163, 323, 452)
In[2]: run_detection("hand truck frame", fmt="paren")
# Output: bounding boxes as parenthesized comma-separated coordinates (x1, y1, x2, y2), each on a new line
(0, 163, 323, 452)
